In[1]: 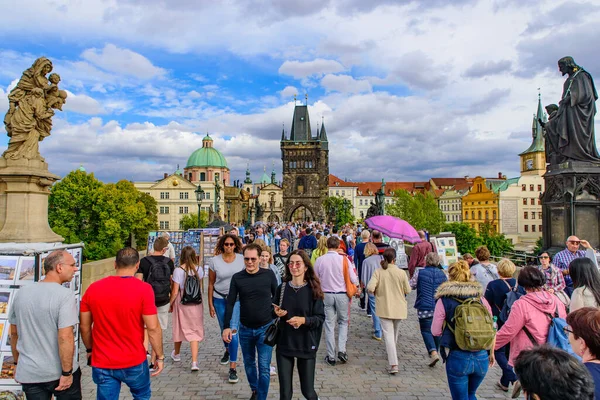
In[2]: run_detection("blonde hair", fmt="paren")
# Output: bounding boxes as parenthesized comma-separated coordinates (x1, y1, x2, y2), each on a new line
(364, 243, 379, 257)
(448, 260, 471, 282)
(254, 239, 267, 251)
(316, 236, 328, 256)
(261, 246, 274, 264)
(497, 258, 516, 278)
(361, 230, 370, 240)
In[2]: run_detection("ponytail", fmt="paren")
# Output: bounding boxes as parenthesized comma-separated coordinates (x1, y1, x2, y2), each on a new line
(380, 248, 396, 270)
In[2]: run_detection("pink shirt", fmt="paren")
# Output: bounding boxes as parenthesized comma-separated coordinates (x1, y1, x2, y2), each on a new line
(432, 297, 493, 337)
(314, 250, 358, 293)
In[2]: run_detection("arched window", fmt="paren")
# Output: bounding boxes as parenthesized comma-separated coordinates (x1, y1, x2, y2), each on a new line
(471, 211, 475, 219)
(200, 172, 206, 181)
(493, 210, 497, 219)
(478, 211, 482, 220)
(465, 211, 468, 219)
(485, 210, 489, 220)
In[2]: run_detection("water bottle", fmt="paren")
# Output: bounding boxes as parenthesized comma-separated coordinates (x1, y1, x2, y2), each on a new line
(493, 316, 498, 331)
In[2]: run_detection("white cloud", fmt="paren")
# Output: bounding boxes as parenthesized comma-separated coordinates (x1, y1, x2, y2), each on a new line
(321, 74, 372, 93)
(81, 44, 166, 79)
(63, 91, 105, 115)
(278, 59, 346, 79)
(279, 85, 298, 98)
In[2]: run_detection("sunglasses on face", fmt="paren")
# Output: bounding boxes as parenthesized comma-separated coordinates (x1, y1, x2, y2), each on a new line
(224, 243, 235, 247)
(569, 241, 581, 245)
(289, 261, 304, 268)
(563, 325, 573, 335)
(244, 257, 258, 262)
(539, 256, 550, 259)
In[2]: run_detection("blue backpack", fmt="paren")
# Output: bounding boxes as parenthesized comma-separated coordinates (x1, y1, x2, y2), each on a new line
(499, 282, 524, 323)
(523, 306, 576, 357)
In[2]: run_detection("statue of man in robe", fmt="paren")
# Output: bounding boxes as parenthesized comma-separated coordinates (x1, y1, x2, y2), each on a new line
(543, 56, 600, 164)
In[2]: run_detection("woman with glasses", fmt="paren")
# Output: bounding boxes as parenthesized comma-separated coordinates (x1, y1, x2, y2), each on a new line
(536, 251, 569, 308)
(207, 234, 244, 383)
(566, 307, 600, 400)
(570, 257, 600, 312)
(273, 250, 325, 400)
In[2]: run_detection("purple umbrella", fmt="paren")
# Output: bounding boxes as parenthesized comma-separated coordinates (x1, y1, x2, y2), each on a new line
(365, 216, 422, 244)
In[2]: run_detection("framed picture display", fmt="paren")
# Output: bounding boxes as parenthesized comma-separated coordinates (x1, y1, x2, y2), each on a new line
(38, 251, 52, 281)
(0, 353, 17, 384)
(0, 290, 13, 320)
(0, 257, 18, 286)
(15, 257, 35, 285)
(1, 321, 10, 352)
(0, 385, 25, 399)
(72, 272, 81, 294)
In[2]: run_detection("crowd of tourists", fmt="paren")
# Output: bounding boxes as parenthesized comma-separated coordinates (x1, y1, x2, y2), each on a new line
(5, 221, 600, 400)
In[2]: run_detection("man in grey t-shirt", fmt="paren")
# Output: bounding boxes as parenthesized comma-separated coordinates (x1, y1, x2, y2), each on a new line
(9, 250, 80, 399)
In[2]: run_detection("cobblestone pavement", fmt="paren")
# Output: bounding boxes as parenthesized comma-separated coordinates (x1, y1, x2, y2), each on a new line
(79, 291, 510, 399)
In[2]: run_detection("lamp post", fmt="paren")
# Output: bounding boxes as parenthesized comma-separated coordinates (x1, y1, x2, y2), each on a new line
(195, 185, 205, 228)
(226, 199, 232, 224)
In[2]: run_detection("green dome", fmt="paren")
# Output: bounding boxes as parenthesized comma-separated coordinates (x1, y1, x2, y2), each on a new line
(186, 134, 228, 168)
(260, 166, 269, 184)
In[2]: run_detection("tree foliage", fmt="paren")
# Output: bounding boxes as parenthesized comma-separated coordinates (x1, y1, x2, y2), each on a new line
(478, 222, 515, 256)
(323, 196, 354, 226)
(444, 222, 514, 257)
(49, 171, 158, 261)
(386, 190, 446, 234)
(180, 212, 209, 231)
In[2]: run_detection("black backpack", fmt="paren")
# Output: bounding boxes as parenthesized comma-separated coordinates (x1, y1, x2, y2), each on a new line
(146, 257, 172, 307)
(181, 268, 202, 305)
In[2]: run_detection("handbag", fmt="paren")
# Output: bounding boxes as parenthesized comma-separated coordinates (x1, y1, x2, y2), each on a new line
(264, 283, 286, 347)
(343, 256, 357, 299)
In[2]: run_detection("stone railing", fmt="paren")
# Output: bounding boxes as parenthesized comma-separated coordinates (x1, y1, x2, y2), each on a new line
(81, 257, 115, 295)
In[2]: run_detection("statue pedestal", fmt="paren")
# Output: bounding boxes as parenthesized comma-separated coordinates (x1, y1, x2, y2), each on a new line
(0, 157, 63, 243)
(542, 161, 600, 250)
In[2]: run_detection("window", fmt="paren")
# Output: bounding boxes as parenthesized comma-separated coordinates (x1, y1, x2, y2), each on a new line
(531, 212, 535, 220)
(522, 198, 527, 205)
(465, 211, 469, 219)
(530, 198, 535, 205)
(451, 205, 455, 211)
(160, 192, 169, 199)
(539, 225, 543, 232)
(145, 192, 150, 195)
(524, 225, 529, 232)
(522, 184, 526, 191)
(471, 211, 475, 219)
(215, 173, 220, 182)
(205, 192, 210, 200)
(478, 211, 482, 220)
(200, 172, 206, 181)
(493, 210, 497, 219)
(359, 199, 363, 205)
(485, 210, 489, 220)
(524, 212, 528, 219)
(336, 190, 339, 196)
(188, 173, 192, 181)
(342, 190, 345, 196)
(159, 206, 169, 214)
(530, 184, 534, 191)
(532, 225, 536, 232)
(538, 185, 542, 191)
(179, 192, 189, 199)
(159, 221, 170, 230)
(538, 212, 542, 219)
(179, 206, 189, 214)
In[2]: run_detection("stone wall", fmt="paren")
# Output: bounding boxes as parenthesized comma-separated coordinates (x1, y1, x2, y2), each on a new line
(81, 257, 115, 295)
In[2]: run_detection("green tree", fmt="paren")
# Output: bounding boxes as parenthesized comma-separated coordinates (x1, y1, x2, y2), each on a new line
(386, 190, 446, 234)
(134, 192, 158, 250)
(323, 196, 354, 226)
(444, 222, 482, 255)
(479, 222, 515, 256)
(180, 211, 209, 230)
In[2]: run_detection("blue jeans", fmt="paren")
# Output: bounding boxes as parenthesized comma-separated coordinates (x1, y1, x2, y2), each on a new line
(495, 344, 516, 387)
(418, 316, 440, 354)
(367, 294, 381, 338)
(445, 350, 489, 400)
(92, 360, 150, 400)
(239, 322, 273, 400)
(275, 238, 281, 253)
(213, 297, 240, 362)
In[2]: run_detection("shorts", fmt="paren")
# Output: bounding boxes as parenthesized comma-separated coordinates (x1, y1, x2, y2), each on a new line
(157, 304, 170, 330)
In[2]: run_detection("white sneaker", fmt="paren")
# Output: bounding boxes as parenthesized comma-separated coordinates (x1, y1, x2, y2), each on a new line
(171, 350, 181, 362)
(191, 362, 199, 371)
(270, 365, 277, 376)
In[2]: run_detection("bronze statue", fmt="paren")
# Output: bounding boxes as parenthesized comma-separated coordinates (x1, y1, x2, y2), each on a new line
(3, 57, 67, 161)
(542, 57, 600, 164)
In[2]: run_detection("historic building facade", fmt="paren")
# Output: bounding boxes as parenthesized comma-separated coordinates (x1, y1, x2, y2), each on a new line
(281, 104, 329, 221)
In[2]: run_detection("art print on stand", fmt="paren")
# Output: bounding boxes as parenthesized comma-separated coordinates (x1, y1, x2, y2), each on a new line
(0, 258, 18, 286)
(72, 272, 80, 294)
(0, 291, 13, 320)
(15, 258, 35, 285)
(0, 353, 16, 384)
(38, 251, 52, 281)
(1, 322, 10, 352)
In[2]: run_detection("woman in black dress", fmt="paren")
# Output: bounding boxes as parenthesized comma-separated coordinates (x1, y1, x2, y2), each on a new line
(273, 250, 325, 400)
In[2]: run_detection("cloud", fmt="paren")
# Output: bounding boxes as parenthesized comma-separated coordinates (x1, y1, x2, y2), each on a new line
(279, 59, 346, 79)
(81, 44, 166, 79)
(321, 74, 372, 93)
(525, 1, 599, 34)
(63, 91, 105, 115)
(462, 88, 511, 115)
(387, 51, 449, 90)
(463, 60, 512, 78)
(279, 86, 298, 98)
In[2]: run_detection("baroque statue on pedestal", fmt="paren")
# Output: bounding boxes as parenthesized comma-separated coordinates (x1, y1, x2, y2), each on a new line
(2, 57, 67, 161)
(541, 56, 600, 165)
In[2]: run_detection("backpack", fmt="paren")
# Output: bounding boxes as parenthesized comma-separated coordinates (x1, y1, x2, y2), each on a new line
(499, 281, 525, 323)
(180, 268, 202, 305)
(146, 257, 172, 307)
(448, 297, 495, 351)
(523, 306, 576, 356)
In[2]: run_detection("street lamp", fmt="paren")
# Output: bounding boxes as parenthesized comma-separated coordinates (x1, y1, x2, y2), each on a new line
(226, 199, 232, 224)
(195, 185, 205, 228)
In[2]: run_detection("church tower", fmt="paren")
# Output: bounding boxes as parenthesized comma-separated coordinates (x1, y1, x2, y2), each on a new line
(519, 94, 547, 176)
(280, 104, 329, 221)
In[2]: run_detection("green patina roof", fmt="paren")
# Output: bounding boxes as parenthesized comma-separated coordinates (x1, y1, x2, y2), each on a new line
(186, 135, 228, 169)
(495, 177, 520, 192)
(78, 164, 86, 172)
(260, 166, 270, 184)
(520, 94, 546, 156)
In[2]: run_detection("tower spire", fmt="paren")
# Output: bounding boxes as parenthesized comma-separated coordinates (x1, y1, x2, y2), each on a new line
(319, 116, 328, 142)
(281, 123, 286, 141)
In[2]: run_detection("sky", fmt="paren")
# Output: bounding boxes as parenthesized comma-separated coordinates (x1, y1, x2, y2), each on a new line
(1, 0, 600, 184)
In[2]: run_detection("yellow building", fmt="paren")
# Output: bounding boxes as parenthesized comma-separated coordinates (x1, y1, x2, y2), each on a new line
(462, 175, 506, 233)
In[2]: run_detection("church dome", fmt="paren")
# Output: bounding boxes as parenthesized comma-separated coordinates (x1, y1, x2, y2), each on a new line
(260, 167, 270, 184)
(186, 134, 228, 169)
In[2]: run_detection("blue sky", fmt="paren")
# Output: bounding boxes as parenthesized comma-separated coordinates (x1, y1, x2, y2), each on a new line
(1, 0, 599, 184)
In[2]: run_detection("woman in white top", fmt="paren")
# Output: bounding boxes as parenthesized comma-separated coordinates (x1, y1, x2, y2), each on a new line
(570, 257, 600, 312)
(169, 246, 204, 371)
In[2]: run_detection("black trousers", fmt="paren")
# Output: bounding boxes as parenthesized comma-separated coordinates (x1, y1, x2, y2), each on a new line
(21, 368, 82, 400)
(276, 352, 318, 400)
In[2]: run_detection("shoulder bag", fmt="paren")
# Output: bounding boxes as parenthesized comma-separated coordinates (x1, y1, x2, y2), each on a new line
(264, 283, 286, 347)
(343, 256, 357, 299)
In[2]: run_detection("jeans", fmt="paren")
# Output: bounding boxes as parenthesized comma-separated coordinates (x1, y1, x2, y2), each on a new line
(92, 361, 150, 400)
(276, 352, 318, 400)
(495, 344, 517, 387)
(275, 238, 281, 253)
(214, 297, 240, 362)
(239, 322, 273, 400)
(445, 350, 489, 400)
(22, 368, 82, 400)
(418, 316, 440, 354)
(323, 293, 350, 359)
(368, 294, 381, 338)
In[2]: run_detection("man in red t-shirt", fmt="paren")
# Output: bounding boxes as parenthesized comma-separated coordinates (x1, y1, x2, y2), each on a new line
(80, 247, 164, 399)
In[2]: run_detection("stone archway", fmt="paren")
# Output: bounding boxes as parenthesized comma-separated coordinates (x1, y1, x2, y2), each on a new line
(289, 205, 313, 222)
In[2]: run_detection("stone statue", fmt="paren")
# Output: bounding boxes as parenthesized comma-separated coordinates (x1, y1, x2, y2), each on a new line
(365, 201, 378, 219)
(255, 197, 263, 221)
(3, 57, 67, 161)
(541, 57, 600, 164)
